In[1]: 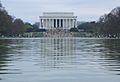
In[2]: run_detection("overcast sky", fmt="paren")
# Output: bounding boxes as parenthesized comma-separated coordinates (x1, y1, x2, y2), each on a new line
(2, 0, 120, 23)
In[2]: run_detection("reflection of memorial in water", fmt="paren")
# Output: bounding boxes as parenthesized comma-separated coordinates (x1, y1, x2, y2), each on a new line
(1, 38, 120, 82)
(40, 37, 76, 69)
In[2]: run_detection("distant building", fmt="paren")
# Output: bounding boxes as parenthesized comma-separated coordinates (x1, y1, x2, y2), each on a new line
(39, 12, 77, 30)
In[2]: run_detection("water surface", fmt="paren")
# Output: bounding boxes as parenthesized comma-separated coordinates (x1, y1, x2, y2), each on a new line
(0, 38, 120, 82)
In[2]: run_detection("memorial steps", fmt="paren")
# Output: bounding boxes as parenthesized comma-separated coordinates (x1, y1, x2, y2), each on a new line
(44, 29, 73, 37)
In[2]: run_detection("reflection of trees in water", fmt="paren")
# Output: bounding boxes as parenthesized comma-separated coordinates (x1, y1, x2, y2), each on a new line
(40, 38, 76, 69)
(102, 39, 120, 61)
(0, 39, 24, 76)
(100, 39, 120, 75)
(0, 40, 11, 73)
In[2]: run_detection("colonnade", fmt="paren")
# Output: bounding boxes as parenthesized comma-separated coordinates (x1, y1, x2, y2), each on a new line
(40, 18, 77, 29)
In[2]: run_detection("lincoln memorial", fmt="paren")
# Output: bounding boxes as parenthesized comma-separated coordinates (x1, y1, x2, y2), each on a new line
(39, 12, 77, 30)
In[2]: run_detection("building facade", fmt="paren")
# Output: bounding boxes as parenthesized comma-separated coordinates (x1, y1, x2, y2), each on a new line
(39, 12, 77, 30)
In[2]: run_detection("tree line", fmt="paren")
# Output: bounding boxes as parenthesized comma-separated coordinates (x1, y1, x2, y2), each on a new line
(78, 7, 120, 37)
(1, 1, 120, 37)
(0, 2, 45, 37)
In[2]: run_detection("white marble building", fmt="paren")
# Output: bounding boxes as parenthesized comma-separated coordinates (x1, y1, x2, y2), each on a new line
(39, 12, 77, 30)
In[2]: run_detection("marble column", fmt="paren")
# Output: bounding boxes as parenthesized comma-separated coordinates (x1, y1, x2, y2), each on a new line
(63, 19, 64, 29)
(59, 19, 61, 28)
(64, 19, 66, 29)
(48, 19, 49, 28)
(64, 19, 65, 29)
(42, 19, 44, 28)
(52, 19, 54, 29)
(50, 19, 52, 29)
(68, 19, 70, 29)
(44, 19, 46, 27)
(49, 19, 51, 29)
(43, 19, 45, 28)
(72, 19, 74, 27)
(41, 19, 43, 29)
(67, 19, 69, 29)
(66, 19, 69, 29)
(44, 19, 45, 28)
(70, 19, 72, 28)
(73, 19, 75, 28)
(56, 19, 57, 28)
(46, 19, 47, 28)
(50, 19, 51, 29)
(66, 19, 68, 28)
(66, 19, 67, 29)
(48, 19, 50, 29)
(75, 19, 77, 28)
(39, 19, 41, 28)
(47, 19, 49, 28)
(70, 19, 73, 28)
(47, 19, 48, 28)
(69, 19, 71, 29)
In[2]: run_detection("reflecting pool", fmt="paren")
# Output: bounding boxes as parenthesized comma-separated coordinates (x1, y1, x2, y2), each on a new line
(0, 38, 120, 82)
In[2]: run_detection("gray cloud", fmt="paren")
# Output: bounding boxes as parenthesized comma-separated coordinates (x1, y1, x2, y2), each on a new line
(2, 0, 120, 23)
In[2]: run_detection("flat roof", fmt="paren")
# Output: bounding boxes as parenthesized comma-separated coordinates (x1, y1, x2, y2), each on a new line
(43, 12, 74, 16)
